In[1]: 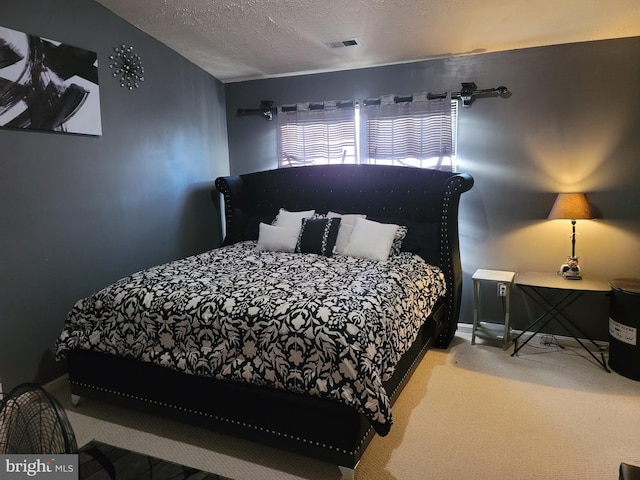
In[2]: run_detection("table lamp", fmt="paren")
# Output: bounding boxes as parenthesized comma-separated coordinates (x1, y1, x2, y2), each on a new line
(547, 192, 594, 280)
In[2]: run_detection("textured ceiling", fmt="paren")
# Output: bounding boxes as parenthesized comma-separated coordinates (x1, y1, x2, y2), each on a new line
(95, 0, 640, 83)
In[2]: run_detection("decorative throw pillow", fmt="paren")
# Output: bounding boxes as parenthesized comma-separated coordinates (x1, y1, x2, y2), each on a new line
(295, 218, 341, 257)
(272, 208, 316, 236)
(342, 218, 400, 261)
(327, 211, 367, 254)
(389, 225, 409, 256)
(256, 223, 300, 252)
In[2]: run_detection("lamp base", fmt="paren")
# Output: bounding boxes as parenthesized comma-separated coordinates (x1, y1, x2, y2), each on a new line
(559, 256, 582, 280)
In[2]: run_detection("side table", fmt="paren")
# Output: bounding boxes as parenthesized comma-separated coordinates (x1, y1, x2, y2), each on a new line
(511, 271, 611, 371)
(472, 269, 516, 350)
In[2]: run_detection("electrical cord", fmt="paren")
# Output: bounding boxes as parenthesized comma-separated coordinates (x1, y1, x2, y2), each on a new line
(539, 334, 565, 350)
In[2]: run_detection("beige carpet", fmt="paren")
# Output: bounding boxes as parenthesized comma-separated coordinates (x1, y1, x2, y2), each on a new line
(52, 332, 640, 480)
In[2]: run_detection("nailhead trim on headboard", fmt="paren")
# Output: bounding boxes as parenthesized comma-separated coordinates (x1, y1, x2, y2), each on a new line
(439, 176, 462, 345)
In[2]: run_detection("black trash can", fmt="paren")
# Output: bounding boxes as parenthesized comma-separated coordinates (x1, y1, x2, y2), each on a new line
(609, 278, 640, 380)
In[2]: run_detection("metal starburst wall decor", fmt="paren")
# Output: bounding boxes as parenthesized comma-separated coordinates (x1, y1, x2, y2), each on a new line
(109, 45, 144, 90)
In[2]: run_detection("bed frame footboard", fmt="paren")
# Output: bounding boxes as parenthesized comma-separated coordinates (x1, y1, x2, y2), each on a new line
(66, 307, 442, 470)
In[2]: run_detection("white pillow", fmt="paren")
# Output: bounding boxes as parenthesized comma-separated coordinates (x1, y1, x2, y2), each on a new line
(327, 211, 367, 254)
(343, 218, 399, 261)
(256, 223, 300, 252)
(273, 208, 316, 235)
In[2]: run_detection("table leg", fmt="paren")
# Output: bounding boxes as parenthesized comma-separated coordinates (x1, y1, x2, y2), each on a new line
(511, 289, 577, 356)
(472, 279, 479, 345)
(544, 311, 610, 372)
(513, 285, 610, 372)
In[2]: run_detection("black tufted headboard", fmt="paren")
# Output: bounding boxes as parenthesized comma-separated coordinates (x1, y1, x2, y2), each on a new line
(214, 164, 473, 347)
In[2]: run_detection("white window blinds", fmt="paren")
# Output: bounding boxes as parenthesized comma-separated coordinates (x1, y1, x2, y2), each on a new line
(276, 93, 457, 171)
(361, 93, 455, 171)
(277, 101, 356, 167)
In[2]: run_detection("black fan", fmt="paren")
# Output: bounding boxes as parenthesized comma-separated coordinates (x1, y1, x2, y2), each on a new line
(0, 383, 77, 454)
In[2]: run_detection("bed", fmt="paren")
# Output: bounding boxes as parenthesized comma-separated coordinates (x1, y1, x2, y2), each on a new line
(55, 164, 473, 479)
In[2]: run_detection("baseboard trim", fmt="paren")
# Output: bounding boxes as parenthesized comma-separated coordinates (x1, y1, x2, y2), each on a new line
(458, 323, 473, 334)
(457, 323, 609, 351)
(531, 333, 609, 352)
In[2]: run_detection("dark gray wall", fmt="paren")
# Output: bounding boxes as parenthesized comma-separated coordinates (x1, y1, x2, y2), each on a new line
(0, 0, 229, 392)
(225, 37, 640, 341)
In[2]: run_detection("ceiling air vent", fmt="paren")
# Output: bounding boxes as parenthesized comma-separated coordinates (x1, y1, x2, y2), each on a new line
(326, 38, 361, 49)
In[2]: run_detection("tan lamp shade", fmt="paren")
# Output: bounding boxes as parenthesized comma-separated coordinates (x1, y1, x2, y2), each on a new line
(548, 193, 594, 220)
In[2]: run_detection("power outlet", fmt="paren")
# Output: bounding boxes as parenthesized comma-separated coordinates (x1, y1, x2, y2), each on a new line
(497, 283, 507, 297)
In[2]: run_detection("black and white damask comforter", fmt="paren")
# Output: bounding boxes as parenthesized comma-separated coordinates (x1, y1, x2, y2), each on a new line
(55, 241, 446, 434)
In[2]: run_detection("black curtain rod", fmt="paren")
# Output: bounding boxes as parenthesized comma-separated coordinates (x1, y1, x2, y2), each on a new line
(434, 82, 509, 107)
(236, 100, 277, 120)
(362, 83, 509, 107)
(236, 100, 356, 119)
(236, 82, 509, 120)
(280, 100, 354, 112)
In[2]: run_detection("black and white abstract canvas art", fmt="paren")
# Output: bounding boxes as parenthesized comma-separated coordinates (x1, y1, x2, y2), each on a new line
(0, 26, 102, 136)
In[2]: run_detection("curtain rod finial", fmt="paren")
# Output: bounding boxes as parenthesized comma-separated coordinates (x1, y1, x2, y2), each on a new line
(460, 82, 477, 107)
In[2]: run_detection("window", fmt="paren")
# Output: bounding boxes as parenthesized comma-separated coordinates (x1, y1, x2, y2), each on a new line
(362, 94, 457, 171)
(277, 94, 458, 171)
(277, 101, 357, 167)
